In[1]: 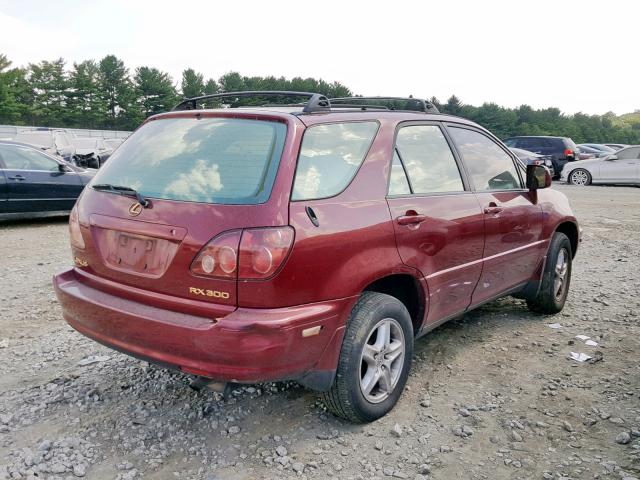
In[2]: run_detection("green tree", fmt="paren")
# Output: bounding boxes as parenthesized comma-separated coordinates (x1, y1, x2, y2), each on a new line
(134, 66, 178, 119)
(27, 58, 68, 126)
(219, 72, 245, 92)
(443, 95, 463, 116)
(181, 68, 205, 99)
(204, 78, 219, 95)
(0, 54, 30, 124)
(98, 55, 134, 129)
(67, 60, 105, 128)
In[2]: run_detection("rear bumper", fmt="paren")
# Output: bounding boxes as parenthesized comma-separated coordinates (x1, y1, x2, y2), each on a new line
(53, 268, 352, 387)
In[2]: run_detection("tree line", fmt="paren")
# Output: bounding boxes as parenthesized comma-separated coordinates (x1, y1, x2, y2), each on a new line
(1, 53, 639, 143)
(0, 54, 351, 131)
(430, 96, 640, 144)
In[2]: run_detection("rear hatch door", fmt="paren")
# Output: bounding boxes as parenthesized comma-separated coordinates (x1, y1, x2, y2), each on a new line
(75, 111, 301, 309)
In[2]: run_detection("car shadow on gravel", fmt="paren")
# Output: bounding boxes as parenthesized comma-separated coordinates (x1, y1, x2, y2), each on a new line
(0, 216, 69, 229)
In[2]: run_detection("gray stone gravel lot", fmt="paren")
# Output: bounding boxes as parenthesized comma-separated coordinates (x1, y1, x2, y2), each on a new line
(1, 184, 639, 480)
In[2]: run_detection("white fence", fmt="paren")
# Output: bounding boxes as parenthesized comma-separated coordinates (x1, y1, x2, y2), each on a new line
(0, 125, 131, 140)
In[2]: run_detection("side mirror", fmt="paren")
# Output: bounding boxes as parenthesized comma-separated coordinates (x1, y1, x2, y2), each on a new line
(526, 164, 551, 190)
(605, 154, 617, 161)
(58, 163, 73, 173)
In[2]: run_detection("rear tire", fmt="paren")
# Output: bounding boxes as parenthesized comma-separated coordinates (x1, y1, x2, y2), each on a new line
(527, 232, 572, 314)
(569, 168, 591, 186)
(320, 292, 413, 423)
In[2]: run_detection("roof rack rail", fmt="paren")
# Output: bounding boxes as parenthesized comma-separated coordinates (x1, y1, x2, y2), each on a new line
(329, 96, 439, 113)
(323, 103, 393, 111)
(173, 91, 331, 113)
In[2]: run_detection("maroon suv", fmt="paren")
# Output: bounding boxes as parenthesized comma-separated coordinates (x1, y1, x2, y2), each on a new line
(53, 92, 580, 422)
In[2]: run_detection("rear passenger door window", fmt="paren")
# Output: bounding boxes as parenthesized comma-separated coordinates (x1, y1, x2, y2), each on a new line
(292, 121, 379, 200)
(394, 125, 464, 194)
(448, 127, 522, 191)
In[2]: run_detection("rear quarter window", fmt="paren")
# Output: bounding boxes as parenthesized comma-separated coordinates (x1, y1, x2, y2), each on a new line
(292, 121, 378, 200)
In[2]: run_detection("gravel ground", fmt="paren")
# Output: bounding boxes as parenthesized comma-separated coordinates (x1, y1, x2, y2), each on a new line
(1, 184, 639, 480)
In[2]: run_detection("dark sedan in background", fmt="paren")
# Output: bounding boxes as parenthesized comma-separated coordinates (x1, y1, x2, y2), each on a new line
(0, 141, 95, 220)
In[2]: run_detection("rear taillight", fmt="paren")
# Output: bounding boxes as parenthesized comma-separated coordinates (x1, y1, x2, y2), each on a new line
(191, 227, 294, 280)
(69, 205, 85, 249)
(190, 231, 241, 279)
(564, 148, 574, 157)
(238, 227, 295, 279)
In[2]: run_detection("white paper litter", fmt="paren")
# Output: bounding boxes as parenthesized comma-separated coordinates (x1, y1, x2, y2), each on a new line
(548, 323, 562, 329)
(575, 335, 590, 341)
(78, 355, 110, 366)
(585, 340, 598, 347)
(569, 352, 592, 363)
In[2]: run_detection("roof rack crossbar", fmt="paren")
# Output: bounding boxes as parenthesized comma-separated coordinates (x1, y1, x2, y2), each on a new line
(329, 96, 439, 113)
(322, 103, 392, 111)
(173, 91, 331, 113)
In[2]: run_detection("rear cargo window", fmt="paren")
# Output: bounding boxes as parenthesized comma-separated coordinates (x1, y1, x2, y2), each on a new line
(91, 117, 287, 204)
(292, 121, 378, 200)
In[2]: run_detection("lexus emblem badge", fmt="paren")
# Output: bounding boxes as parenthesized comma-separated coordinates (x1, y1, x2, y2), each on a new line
(128, 202, 143, 217)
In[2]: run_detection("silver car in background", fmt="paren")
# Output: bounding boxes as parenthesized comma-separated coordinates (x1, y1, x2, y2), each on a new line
(562, 146, 640, 186)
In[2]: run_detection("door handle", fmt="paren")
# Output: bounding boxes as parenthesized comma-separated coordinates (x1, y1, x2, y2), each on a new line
(397, 214, 427, 225)
(483, 202, 503, 215)
(484, 207, 503, 214)
(8, 175, 26, 181)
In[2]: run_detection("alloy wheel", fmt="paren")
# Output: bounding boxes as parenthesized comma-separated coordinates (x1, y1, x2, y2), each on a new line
(359, 318, 405, 404)
(554, 248, 569, 300)
(570, 170, 589, 186)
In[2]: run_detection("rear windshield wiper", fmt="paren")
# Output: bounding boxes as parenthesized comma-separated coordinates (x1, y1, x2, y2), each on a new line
(92, 183, 150, 207)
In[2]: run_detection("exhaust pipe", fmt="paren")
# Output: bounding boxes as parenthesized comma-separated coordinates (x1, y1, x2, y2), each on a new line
(189, 377, 233, 399)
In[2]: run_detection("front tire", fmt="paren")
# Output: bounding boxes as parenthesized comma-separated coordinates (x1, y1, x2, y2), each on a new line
(320, 292, 413, 423)
(569, 168, 591, 186)
(527, 232, 572, 314)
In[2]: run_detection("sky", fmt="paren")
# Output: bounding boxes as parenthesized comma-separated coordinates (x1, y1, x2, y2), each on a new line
(1, 0, 639, 115)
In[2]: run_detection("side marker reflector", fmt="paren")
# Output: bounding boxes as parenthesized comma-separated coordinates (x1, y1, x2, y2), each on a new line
(302, 326, 322, 338)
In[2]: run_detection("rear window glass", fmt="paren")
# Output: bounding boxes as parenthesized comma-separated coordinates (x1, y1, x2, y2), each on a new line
(92, 117, 287, 204)
(292, 122, 378, 200)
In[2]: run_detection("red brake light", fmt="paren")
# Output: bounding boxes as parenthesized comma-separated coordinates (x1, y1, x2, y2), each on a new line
(239, 227, 294, 279)
(190, 227, 294, 280)
(564, 148, 573, 157)
(69, 205, 85, 249)
(190, 231, 241, 279)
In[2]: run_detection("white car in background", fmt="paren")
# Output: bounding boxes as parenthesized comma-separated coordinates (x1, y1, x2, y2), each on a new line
(562, 146, 640, 186)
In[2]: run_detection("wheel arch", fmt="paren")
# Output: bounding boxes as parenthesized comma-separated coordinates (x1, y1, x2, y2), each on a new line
(555, 221, 579, 258)
(363, 273, 426, 335)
